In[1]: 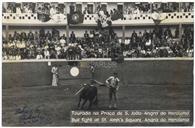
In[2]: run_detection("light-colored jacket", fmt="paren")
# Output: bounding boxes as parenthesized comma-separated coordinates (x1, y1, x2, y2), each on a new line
(106, 76, 120, 88)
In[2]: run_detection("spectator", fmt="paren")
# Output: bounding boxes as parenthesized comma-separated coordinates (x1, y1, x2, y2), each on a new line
(2, 26, 193, 60)
(43, 49, 50, 59)
(28, 31, 34, 41)
(70, 31, 76, 43)
(59, 36, 66, 47)
(36, 51, 43, 59)
(16, 4, 22, 13)
(50, 5, 57, 16)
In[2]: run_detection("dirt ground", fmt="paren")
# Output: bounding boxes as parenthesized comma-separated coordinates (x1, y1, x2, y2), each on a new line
(2, 82, 193, 126)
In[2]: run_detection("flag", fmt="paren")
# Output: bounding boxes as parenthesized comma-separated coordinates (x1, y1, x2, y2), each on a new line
(111, 12, 123, 21)
(111, 13, 120, 21)
(67, 12, 84, 25)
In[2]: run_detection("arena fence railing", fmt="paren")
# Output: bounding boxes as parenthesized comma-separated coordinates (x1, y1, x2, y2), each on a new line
(2, 57, 193, 63)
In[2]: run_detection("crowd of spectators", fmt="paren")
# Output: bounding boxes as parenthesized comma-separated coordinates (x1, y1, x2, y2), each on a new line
(2, 26, 193, 60)
(3, 2, 66, 22)
(2, 2, 194, 24)
(180, 3, 194, 12)
(36, 3, 66, 22)
(121, 27, 193, 58)
(3, 2, 194, 15)
(3, 3, 36, 13)
(124, 2, 194, 15)
(124, 3, 151, 15)
(2, 2, 194, 60)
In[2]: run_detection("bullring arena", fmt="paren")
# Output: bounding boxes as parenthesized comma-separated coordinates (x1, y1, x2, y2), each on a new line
(2, 58, 193, 126)
(2, 2, 194, 126)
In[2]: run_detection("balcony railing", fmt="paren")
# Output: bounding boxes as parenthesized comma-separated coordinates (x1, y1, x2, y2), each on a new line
(2, 13, 67, 26)
(2, 12, 194, 26)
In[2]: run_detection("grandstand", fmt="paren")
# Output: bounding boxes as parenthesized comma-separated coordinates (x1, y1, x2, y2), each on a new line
(2, 2, 194, 126)
(2, 2, 194, 60)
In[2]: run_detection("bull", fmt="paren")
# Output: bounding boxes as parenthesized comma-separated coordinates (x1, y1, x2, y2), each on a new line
(77, 81, 98, 109)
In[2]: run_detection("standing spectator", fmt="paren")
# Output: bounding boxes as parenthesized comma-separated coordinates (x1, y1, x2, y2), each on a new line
(16, 4, 22, 13)
(175, 28, 179, 38)
(51, 65, 58, 86)
(28, 31, 34, 41)
(45, 31, 52, 40)
(34, 31, 39, 42)
(84, 30, 89, 39)
(59, 36, 66, 47)
(70, 31, 76, 43)
(50, 5, 57, 17)
(52, 28, 59, 39)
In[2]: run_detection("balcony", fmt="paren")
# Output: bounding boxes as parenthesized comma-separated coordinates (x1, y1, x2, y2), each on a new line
(2, 12, 194, 26)
(2, 13, 67, 26)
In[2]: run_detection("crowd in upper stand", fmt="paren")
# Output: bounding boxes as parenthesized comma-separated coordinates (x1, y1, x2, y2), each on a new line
(2, 2, 194, 25)
(124, 2, 194, 15)
(3, 2, 194, 15)
(2, 26, 194, 60)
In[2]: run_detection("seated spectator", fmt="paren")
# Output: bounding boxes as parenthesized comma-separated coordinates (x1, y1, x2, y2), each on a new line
(3, 51, 8, 60)
(16, 51, 21, 60)
(43, 49, 50, 59)
(55, 44, 61, 58)
(36, 51, 43, 59)
(8, 40, 15, 48)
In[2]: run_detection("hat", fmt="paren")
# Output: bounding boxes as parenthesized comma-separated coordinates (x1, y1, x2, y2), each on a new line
(113, 72, 118, 75)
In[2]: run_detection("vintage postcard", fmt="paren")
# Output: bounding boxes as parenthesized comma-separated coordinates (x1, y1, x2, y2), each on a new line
(1, 1, 194, 126)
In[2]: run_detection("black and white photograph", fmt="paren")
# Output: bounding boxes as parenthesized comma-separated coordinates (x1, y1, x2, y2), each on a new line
(1, 1, 194, 126)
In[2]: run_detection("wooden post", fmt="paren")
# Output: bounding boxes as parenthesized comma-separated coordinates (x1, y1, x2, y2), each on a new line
(150, 2, 153, 13)
(66, 24, 69, 44)
(122, 26, 125, 43)
(179, 2, 181, 12)
(5, 25, 9, 41)
(179, 23, 182, 40)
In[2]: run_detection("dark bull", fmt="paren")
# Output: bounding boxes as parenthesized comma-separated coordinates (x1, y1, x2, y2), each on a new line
(77, 82, 98, 109)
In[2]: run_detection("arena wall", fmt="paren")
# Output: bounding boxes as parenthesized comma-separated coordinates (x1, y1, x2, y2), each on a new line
(2, 59, 193, 88)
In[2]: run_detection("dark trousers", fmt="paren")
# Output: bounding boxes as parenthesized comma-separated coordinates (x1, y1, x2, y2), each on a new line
(109, 87, 117, 105)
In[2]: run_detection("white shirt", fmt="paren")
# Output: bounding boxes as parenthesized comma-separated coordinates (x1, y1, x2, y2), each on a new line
(36, 54, 43, 59)
(21, 41, 26, 48)
(60, 39, 66, 46)
(16, 7, 22, 14)
(50, 7, 56, 16)
(146, 39, 152, 46)
(16, 55, 21, 60)
(106, 76, 120, 88)
(44, 50, 50, 58)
